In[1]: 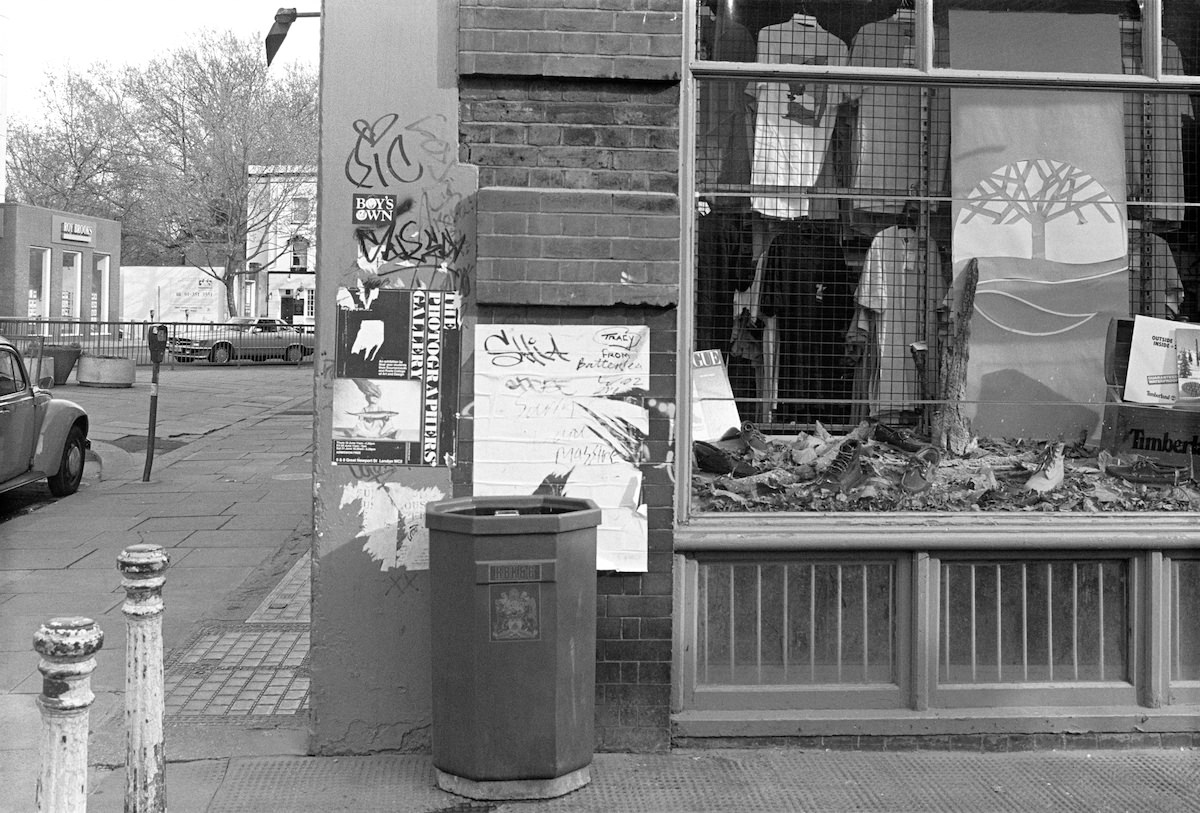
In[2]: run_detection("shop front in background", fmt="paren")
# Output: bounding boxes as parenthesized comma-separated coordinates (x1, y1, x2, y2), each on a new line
(676, 0, 1200, 741)
(4, 203, 121, 325)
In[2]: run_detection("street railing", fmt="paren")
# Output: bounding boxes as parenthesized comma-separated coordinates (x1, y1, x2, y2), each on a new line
(0, 318, 315, 367)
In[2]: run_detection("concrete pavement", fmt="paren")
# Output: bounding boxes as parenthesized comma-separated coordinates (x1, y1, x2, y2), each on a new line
(0, 362, 315, 810)
(2, 363, 1199, 812)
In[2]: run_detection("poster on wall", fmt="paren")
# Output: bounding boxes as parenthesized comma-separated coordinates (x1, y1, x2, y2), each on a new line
(473, 324, 650, 572)
(949, 11, 1128, 441)
(332, 285, 459, 466)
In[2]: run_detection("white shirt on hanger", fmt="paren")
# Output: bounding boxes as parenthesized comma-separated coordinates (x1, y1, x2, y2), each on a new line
(749, 15, 848, 219)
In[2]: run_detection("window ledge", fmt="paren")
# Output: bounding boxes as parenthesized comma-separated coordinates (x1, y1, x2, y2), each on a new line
(672, 705, 1200, 740)
(674, 512, 1200, 551)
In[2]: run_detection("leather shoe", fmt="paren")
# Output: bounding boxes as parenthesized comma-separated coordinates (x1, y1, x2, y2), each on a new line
(818, 439, 866, 492)
(1107, 458, 1188, 485)
(1022, 442, 1064, 493)
(872, 422, 928, 453)
(694, 440, 755, 477)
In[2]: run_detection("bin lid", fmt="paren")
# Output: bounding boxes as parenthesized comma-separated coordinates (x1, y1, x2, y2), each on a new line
(425, 495, 601, 536)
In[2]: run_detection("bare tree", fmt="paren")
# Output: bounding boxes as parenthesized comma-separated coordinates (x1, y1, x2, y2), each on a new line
(7, 69, 141, 218)
(119, 31, 318, 314)
(6, 31, 318, 311)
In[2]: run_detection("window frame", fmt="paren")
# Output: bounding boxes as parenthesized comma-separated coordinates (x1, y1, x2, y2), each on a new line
(676, 0, 1200, 528)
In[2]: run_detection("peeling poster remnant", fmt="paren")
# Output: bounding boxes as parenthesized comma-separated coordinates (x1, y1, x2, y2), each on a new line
(340, 481, 446, 571)
(473, 325, 651, 572)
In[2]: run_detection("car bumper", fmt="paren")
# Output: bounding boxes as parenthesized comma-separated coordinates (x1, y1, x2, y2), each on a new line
(167, 344, 212, 359)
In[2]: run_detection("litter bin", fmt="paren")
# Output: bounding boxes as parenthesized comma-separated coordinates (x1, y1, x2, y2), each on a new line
(426, 495, 601, 801)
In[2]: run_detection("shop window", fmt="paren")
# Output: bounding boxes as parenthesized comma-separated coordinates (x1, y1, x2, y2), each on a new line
(28, 248, 50, 319)
(91, 254, 110, 325)
(688, 1, 1200, 516)
(939, 559, 1128, 684)
(60, 251, 81, 321)
(1170, 558, 1200, 682)
(697, 559, 897, 686)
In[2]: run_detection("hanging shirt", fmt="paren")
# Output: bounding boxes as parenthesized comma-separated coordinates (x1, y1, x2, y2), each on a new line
(855, 226, 940, 413)
(749, 15, 848, 219)
(846, 16, 951, 214)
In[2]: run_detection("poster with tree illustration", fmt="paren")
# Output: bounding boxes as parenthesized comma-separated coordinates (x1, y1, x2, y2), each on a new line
(950, 11, 1129, 442)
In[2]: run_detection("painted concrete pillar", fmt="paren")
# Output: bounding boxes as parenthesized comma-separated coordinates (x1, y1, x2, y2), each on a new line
(118, 543, 169, 812)
(34, 617, 104, 813)
(310, 0, 476, 753)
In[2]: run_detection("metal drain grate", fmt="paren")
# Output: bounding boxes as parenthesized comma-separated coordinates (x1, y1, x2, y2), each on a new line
(110, 434, 189, 454)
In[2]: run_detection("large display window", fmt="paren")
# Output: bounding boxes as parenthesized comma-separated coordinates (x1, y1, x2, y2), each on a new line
(687, 0, 1200, 516)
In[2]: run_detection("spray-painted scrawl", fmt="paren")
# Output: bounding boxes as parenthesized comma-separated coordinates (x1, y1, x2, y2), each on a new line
(345, 113, 473, 294)
(473, 325, 651, 573)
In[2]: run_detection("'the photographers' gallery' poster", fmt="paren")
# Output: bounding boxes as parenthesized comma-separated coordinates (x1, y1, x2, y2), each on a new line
(333, 286, 459, 466)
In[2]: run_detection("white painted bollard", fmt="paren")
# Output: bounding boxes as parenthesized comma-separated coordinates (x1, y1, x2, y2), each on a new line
(34, 617, 104, 813)
(118, 544, 169, 813)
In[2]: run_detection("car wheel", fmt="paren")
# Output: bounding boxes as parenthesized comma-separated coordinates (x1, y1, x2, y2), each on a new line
(47, 425, 86, 497)
(210, 344, 233, 364)
(285, 344, 304, 363)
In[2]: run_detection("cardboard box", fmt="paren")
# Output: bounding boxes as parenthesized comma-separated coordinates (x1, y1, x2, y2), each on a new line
(1101, 317, 1200, 466)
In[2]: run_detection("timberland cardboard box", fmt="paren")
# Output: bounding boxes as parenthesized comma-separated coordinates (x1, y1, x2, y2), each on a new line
(1102, 317, 1200, 466)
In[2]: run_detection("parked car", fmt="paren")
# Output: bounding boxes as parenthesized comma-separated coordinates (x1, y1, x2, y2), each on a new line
(167, 317, 315, 364)
(0, 335, 89, 497)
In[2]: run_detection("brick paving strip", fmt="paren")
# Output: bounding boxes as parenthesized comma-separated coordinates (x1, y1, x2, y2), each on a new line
(164, 553, 311, 722)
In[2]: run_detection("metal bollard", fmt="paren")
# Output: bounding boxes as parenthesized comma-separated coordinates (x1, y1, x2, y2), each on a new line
(118, 544, 170, 813)
(34, 617, 104, 813)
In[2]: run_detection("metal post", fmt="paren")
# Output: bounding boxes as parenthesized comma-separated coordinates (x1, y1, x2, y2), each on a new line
(34, 617, 104, 813)
(142, 361, 161, 482)
(118, 544, 170, 813)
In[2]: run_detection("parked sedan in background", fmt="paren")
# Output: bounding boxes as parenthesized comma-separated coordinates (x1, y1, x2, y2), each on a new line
(0, 334, 89, 497)
(168, 317, 315, 364)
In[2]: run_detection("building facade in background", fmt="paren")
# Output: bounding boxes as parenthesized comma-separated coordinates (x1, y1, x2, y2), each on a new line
(247, 165, 316, 324)
(0, 202, 120, 321)
(309, 0, 1200, 755)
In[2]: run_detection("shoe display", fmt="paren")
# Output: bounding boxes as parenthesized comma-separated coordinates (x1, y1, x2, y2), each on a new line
(1106, 458, 1188, 485)
(693, 440, 755, 477)
(900, 447, 941, 494)
(871, 422, 928, 453)
(1022, 441, 1065, 493)
(739, 421, 771, 453)
(818, 439, 865, 491)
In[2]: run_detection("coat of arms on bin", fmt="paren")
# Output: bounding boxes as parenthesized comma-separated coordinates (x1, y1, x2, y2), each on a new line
(491, 586, 540, 641)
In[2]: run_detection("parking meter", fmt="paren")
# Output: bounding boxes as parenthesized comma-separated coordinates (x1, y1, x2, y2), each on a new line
(147, 324, 169, 364)
(143, 324, 169, 481)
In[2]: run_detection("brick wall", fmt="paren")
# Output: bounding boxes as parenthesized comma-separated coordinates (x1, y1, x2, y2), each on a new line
(459, 0, 682, 82)
(460, 0, 683, 752)
(460, 1, 682, 309)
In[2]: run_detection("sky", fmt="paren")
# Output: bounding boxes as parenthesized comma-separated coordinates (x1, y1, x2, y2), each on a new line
(2, 0, 322, 121)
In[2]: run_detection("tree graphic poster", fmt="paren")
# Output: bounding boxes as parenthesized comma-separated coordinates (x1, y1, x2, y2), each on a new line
(950, 11, 1129, 441)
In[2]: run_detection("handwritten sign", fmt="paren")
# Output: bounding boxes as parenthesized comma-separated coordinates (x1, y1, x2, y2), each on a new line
(473, 325, 650, 572)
